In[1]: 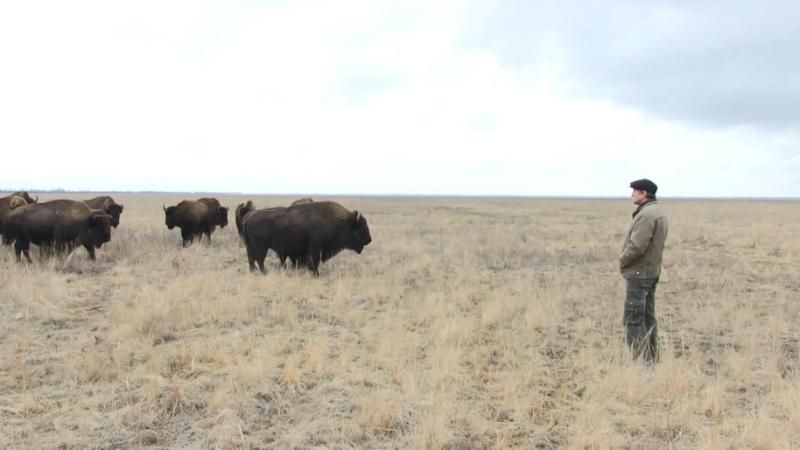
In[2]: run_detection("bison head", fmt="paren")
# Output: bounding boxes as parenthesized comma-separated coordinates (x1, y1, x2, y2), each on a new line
(347, 210, 372, 254)
(14, 192, 37, 204)
(8, 196, 27, 210)
(164, 205, 178, 229)
(216, 206, 229, 228)
(86, 212, 112, 248)
(107, 203, 124, 228)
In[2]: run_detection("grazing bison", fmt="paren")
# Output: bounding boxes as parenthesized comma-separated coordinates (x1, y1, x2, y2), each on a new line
(84, 196, 124, 228)
(163, 200, 211, 247)
(244, 201, 371, 275)
(197, 197, 229, 240)
(1, 194, 29, 244)
(6, 200, 112, 262)
(235, 200, 257, 240)
(290, 197, 314, 206)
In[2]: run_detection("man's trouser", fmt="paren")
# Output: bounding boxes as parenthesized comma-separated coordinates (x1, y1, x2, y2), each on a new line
(623, 276, 659, 363)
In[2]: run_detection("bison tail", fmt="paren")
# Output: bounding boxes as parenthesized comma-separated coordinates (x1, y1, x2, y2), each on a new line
(243, 220, 254, 255)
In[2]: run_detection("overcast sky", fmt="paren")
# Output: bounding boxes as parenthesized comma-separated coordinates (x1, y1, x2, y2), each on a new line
(1, 1, 798, 197)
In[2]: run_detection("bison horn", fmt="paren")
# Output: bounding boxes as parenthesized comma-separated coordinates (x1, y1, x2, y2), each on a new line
(34, 195, 39, 203)
(354, 211, 361, 222)
(163, 205, 167, 212)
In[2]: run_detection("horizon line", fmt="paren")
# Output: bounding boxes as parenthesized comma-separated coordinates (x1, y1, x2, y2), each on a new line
(2, 188, 799, 201)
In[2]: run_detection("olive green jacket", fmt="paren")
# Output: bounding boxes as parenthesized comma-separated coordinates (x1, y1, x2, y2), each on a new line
(620, 200, 668, 278)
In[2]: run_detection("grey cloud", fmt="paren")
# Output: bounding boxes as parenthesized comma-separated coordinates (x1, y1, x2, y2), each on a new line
(465, 0, 800, 129)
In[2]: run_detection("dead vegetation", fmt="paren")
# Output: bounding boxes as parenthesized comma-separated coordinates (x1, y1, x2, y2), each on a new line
(1, 194, 799, 448)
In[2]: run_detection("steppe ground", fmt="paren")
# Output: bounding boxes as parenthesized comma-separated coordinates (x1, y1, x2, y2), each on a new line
(1, 193, 799, 449)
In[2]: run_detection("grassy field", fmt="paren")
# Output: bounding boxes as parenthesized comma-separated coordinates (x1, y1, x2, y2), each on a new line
(1, 194, 799, 449)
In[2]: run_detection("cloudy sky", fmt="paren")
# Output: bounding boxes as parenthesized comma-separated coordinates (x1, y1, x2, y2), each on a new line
(1, 0, 798, 197)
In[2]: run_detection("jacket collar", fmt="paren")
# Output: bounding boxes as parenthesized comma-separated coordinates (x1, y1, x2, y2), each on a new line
(632, 199, 657, 218)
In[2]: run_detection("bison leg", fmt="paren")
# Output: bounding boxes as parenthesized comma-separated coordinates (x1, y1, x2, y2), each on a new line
(83, 244, 97, 260)
(244, 236, 266, 273)
(41, 242, 60, 260)
(246, 241, 258, 272)
(198, 223, 211, 242)
(53, 242, 68, 258)
(180, 227, 193, 247)
(307, 247, 322, 277)
(254, 246, 268, 274)
(278, 252, 288, 269)
(14, 239, 32, 264)
(193, 225, 206, 244)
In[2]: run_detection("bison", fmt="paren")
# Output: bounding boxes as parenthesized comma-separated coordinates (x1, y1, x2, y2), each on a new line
(0, 194, 29, 244)
(243, 201, 371, 275)
(236, 202, 303, 267)
(290, 197, 314, 206)
(84, 196, 124, 228)
(6, 200, 112, 263)
(163, 200, 209, 247)
(197, 197, 229, 240)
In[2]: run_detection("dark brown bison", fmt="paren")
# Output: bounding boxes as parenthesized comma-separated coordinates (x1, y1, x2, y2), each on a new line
(84, 196, 124, 228)
(1, 194, 29, 244)
(197, 197, 229, 240)
(243, 201, 371, 275)
(290, 197, 314, 206)
(163, 200, 210, 247)
(236, 203, 302, 267)
(6, 200, 112, 262)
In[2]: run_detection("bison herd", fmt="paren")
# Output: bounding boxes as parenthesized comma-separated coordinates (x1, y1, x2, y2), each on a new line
(0, 192, 371, 275)
(0, 193, 118, 263)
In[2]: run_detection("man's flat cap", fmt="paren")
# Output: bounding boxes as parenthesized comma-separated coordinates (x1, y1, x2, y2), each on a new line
(630, 178, 658, 194)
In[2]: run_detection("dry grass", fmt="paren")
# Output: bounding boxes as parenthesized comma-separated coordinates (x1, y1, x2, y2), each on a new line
(1, 194, 799, 449)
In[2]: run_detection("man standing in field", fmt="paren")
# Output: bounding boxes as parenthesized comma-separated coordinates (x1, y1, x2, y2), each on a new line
(620, 178, 668, 363)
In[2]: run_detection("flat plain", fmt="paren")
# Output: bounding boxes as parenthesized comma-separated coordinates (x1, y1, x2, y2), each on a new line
(1, 194, 799, 449)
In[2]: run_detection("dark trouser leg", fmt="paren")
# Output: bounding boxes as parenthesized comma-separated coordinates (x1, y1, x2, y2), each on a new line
(624, 277, 659, 363)
(644, 280, 659, 362)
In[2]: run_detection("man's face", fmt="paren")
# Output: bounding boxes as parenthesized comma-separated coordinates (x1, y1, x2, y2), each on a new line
(631, 189, 648, 205)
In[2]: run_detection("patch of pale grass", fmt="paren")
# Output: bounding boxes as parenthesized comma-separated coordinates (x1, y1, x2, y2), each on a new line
(413, 403, 454, 450)
(279, 353, 305, 393)
(358, 388, 409, 434)
(480, 294, 520, 329)
(303, 336, 329, 376)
